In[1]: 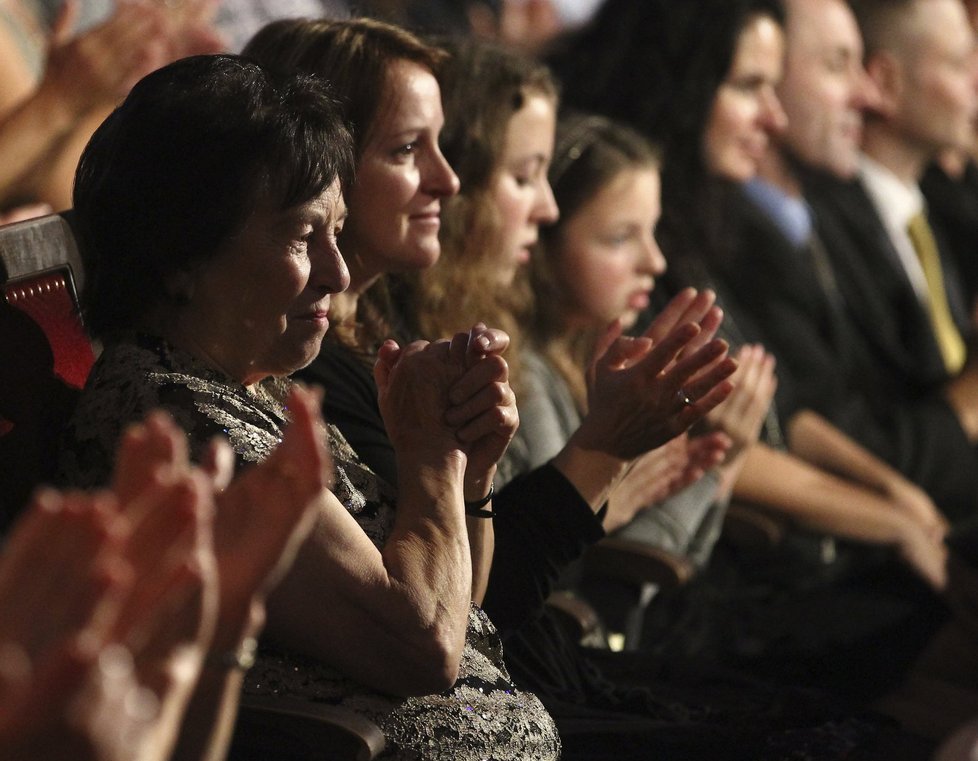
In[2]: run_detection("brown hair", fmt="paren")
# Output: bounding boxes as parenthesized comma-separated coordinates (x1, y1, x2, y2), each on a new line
(245, 17, 449, 352)
(393, 38, 559, 391)
(244, 17, 447, 157)
(533, 113, 661, 409)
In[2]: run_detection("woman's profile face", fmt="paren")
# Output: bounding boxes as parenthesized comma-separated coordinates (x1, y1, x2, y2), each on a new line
(554, 166, 665, 330)
(490, 91, 559, 287)
(180, 180, 350, 386)
(703, 13, 787, 182)
(341, 59, 459, 286)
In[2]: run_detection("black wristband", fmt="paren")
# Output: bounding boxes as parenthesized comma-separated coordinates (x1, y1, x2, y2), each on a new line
(464, 483, 495, 518)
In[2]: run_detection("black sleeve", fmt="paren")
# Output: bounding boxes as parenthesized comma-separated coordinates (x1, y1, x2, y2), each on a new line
(297, 341, 399, 489)
(482, 464, 605, 637)
(302, 341, 606, 633)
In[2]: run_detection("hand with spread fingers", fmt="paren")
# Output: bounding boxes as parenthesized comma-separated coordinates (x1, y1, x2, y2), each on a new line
(41, 0, 224, 116)
(0, 445, 217, 761)
(0, 392, 328, 761)
(0, 0, 224, 211)
(42, 0, 171, 118)
(572, 289, 737, 461)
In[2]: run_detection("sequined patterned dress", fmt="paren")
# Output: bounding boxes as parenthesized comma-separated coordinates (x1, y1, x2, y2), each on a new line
(58, 335, 561, 761)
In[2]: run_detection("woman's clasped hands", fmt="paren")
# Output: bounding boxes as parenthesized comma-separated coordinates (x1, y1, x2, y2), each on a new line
(374, 323, 519, 499)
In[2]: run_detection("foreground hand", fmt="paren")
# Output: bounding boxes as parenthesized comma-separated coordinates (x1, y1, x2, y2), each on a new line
(0, 467, 217, 761)
(104, 415, 219, 760)
(0, 396, 327, 761)
(0, 490, 131, 760)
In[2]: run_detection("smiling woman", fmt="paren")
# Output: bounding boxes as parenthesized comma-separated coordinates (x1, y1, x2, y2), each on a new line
(703, 13, 787, 181)
(57, 50, 550, 761)
(340, 56, 460, 282)
(243, 18, 461, 320)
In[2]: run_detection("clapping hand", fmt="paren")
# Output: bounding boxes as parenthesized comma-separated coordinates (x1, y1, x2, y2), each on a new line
(574, 288, 737, 460)
(0, 418, 217, 761)
(443, 324, 519, 501)
(0, 388, 328, 761)
(704, 344, 778, 461)
(374, 337, 469, 463)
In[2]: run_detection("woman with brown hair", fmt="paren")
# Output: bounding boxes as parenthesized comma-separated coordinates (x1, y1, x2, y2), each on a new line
(60, 50, 545, 759)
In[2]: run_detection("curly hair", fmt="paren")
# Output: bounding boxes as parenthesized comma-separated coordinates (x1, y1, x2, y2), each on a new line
(390, 38, 558, 391)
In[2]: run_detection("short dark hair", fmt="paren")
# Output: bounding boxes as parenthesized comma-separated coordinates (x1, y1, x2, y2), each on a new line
(73, 54, 355, 338)
(848, 0, 918, 58)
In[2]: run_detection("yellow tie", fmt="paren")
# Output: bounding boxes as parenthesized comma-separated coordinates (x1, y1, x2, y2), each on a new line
(906, 211, 966, 374)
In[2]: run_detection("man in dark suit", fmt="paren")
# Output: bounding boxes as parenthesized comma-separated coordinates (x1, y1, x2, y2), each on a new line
(716, 0, 978, 522)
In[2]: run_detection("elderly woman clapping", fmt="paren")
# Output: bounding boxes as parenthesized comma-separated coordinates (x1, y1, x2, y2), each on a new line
(58, 54, 549, 759)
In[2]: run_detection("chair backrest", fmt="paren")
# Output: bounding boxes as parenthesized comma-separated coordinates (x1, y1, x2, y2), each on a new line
(0, 213, 95, 530)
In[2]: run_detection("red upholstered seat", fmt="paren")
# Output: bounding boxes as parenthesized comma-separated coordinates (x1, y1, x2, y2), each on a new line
(4, 269, 94, 390)
(0, 214, 94, 528)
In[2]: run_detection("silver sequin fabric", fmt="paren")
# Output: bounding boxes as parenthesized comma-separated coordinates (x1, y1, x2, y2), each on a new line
(59, 335, 561, 760)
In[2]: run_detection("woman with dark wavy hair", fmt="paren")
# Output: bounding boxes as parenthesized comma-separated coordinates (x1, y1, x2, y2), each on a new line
(553, 0, 787, 272)
(552, 0, 953, 711)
